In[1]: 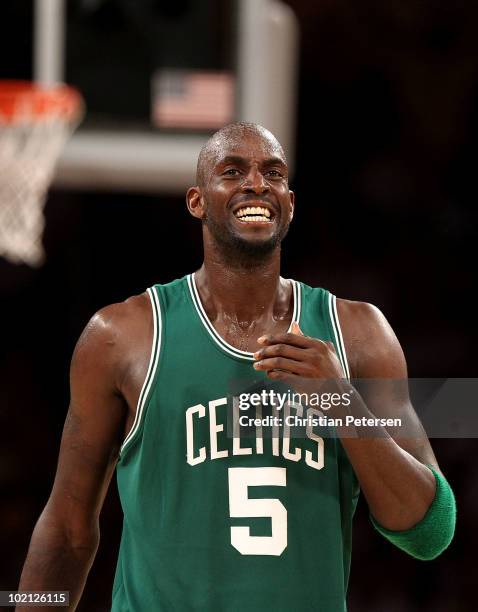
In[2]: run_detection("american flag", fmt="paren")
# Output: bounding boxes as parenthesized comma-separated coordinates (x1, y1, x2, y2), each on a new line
(152, 70, 235, 130)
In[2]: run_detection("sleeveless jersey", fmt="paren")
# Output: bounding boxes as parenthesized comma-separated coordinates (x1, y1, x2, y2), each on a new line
(112, 274, 359, 612)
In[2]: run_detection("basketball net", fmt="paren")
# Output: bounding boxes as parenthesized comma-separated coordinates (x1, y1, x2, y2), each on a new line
(0, 82, 83, 267)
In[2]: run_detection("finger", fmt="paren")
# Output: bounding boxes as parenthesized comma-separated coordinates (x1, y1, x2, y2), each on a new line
(266, 370, 297, 382)
(253, 356, 313, 376)
(254, 343, 309, 362)
(291, 321, 304, 336)
(257, 331, 314, 349)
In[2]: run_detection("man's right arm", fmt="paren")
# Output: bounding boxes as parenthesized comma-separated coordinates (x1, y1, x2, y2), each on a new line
(17, 304, 132, 610)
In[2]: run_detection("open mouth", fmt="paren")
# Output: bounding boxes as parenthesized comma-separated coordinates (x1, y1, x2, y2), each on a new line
(234, 206, 274, 223)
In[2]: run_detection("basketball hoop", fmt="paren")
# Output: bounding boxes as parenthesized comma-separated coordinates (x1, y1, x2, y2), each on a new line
(0, 81, 83, 266)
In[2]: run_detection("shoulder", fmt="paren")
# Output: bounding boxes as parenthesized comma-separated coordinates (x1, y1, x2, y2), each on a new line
(335, 297, 407, 378)
(79, 292, 151, 345)
(94, 292, 152, 330)
(72, 292, 152, 378)
(336, 298, 391, 340)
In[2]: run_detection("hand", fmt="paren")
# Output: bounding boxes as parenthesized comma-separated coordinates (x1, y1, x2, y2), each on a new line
(253, 322, 345, 382)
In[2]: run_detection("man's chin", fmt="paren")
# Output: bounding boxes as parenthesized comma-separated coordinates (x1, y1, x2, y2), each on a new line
(210, 231, 281, 267)
(204, 217, 289, 264)
(231, 235, 280, 257)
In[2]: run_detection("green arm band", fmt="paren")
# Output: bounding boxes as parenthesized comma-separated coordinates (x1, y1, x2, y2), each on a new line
(370, 466, 456, 560)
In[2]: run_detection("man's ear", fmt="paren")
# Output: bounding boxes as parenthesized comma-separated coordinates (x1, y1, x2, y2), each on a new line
(289, 190, 295, 222)
(186, 186, 206, 219)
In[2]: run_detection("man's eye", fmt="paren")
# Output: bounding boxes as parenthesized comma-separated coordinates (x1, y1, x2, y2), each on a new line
(223, 168, 240, 176)
(267, 170, 283, 178)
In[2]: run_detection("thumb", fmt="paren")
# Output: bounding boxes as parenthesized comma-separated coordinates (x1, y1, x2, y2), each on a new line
(291, 321, 304, 336)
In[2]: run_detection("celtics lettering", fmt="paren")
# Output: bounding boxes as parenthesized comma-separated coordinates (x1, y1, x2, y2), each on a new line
(185, 396, 326, 471)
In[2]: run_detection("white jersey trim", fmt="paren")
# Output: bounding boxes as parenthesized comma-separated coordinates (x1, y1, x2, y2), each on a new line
(188, 273, 301, 361)
(120, 287, 162, 455)
(328, 293, 351, 381)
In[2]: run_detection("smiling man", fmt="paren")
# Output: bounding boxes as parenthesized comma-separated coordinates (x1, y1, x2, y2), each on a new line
(18, 123, 455, 611)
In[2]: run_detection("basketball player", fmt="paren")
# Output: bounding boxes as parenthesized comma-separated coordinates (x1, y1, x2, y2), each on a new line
(18, 123, 455, 611)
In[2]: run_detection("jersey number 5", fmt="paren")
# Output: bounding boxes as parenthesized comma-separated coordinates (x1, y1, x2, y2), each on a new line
(228, 467, 287, 556)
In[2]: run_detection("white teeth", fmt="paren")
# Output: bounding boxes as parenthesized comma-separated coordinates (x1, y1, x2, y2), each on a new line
(239, 215, 270, 222)
(235, 206, 272, 220)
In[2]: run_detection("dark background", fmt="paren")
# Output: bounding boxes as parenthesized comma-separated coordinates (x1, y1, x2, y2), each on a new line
(1, 1, 477, 610)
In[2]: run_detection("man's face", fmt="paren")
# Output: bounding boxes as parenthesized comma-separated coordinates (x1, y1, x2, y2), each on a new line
(198, 130, 294, 259)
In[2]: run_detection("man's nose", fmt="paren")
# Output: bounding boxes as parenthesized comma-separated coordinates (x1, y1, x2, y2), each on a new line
(241, 169, 270, 193)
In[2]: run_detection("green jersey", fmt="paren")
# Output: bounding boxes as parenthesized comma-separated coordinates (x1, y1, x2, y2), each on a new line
(112, 274, 359, 611)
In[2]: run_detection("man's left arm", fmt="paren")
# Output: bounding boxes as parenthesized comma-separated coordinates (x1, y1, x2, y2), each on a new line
(336, 299, 438, 531)
(337, 299, 456, 558)
(253, 299, 456, 559)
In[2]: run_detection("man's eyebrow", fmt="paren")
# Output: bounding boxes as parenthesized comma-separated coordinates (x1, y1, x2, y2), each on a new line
(217, 155, 248, 167)
(216, 155, 287, 168)
(262, 157, 288, 168)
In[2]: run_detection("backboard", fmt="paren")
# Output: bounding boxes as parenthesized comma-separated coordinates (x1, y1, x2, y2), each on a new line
(31, 0, 299, 193)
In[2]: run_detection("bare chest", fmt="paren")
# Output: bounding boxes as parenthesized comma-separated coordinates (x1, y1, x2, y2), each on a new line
(215, 313, 292, 353)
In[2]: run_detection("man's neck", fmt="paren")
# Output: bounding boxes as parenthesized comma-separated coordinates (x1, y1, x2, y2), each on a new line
(195, 249, 290, 325)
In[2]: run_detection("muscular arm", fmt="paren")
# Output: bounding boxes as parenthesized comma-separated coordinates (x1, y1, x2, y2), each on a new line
(17, 295, 151, 610)
(335, 299, 437, 530)
(254, 300, 439, 531)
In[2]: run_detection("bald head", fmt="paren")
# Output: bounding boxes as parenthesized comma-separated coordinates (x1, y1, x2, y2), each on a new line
(196, 122, 287, 187)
